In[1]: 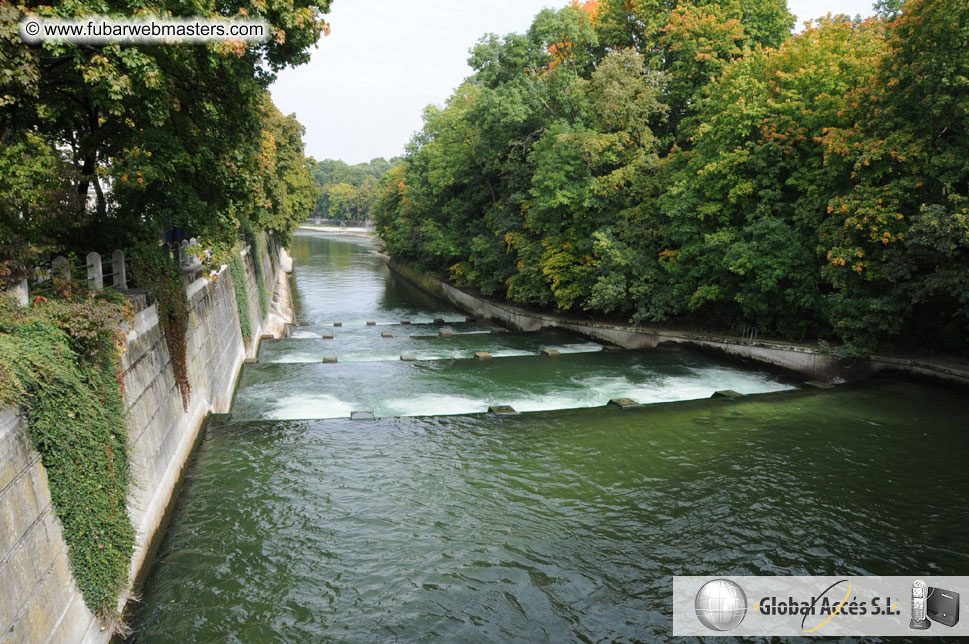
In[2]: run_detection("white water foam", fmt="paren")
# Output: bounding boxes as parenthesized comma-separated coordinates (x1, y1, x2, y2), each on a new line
(266, 393, 356, 420)
(289, 330, 322, 339)
(379, 394, 487, 417)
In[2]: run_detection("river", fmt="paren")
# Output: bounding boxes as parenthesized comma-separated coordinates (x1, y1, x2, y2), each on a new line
(127, 231, 969, 642)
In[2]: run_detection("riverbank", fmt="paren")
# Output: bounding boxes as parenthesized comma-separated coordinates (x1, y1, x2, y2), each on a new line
(388, 258, 969, 387)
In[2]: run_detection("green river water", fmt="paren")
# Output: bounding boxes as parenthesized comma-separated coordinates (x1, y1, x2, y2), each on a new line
(128, 232, 969, 642)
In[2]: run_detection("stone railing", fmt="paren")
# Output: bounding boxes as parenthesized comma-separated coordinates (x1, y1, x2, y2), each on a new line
(9, 239, 207, 307)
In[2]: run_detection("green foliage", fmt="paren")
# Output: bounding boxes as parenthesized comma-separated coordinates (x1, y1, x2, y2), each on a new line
(311, 157, 399, 222)
(228, 251, 253, 343)
(132, 244, 191, 408)
(374, 0, 969, 355)
(1, 0, 327, 267)
(243, 226, 270, 318)
(0, 291, 134, 619)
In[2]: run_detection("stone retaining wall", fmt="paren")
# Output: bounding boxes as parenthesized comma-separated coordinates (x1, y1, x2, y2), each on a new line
(0, 247, 293, 643)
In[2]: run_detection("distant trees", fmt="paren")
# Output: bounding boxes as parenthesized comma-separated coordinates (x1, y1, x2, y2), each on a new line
(311, 158, 399, 222)
(373, 0, 969, 355)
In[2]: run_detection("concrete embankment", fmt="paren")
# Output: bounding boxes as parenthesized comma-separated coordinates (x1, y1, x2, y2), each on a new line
(0, 243, 293, 643)
(388, 259, 969, 387)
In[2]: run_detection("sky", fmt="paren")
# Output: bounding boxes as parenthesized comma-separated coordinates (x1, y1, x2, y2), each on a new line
(270, 0, 876, 165)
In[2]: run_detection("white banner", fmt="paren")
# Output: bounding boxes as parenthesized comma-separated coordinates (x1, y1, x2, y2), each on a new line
(673, 576, 965, 637)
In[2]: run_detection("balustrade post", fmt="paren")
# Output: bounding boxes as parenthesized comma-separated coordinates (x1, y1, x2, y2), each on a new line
(112, 250, 126, 288)
(86, 252, 103, 289)
(52, 256, 71, 281)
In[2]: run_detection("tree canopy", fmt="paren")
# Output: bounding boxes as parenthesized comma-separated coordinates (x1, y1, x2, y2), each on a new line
(0, 0, 327, 269)
(373, 0, 969, 355)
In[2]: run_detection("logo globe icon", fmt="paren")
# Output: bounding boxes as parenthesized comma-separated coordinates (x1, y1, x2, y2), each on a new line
(695, 579, 748, 631)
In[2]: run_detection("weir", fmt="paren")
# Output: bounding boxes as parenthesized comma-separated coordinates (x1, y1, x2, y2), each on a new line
(126, 231, 969, 641)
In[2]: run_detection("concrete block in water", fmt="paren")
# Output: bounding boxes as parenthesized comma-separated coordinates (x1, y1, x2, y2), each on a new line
(381, 331, 394, 338)
(804, 380, 834, 389)
(350, 410, 374, 420)
(541, 349, 561, 356)
(400, 354, 416, 361)
(488, 405, 518, 415)
(608, 398, 641, 410)
(366, 321, 376, 326)
(712, 390, 744, 400)
(333, 321, 342, 327)
(491, 327, 508, 333)
(474, 352, 492, 360)
(438, 330, 453, 337)
(260, 333, 274, 341)
(433, 318, 446, 324)
(401, 319, 411, 325)
(243, 358, 258, 365)
(322, 332, 334, 339)
(321, 356, 338, 363)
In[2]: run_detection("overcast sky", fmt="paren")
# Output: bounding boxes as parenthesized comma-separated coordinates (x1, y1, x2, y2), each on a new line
(270, 1, 876, 165)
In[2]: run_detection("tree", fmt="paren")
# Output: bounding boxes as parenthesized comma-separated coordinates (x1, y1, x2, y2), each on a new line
(821, 0, 969, 351)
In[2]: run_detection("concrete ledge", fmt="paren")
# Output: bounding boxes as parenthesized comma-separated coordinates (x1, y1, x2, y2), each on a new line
(608, 398, 641, 410)
(541, 349, 561, 357)
(381, 332, 394, 338)
(400, 355, 416, 362)
(488, 405, 518, 415)
(321, 356, 338, 363)
(804, 380, 834, 389)
(474, 352, 492, 360)
(438, 330, 453, 337)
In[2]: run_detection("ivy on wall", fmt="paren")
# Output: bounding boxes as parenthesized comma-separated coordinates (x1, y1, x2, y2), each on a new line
(0, 290, 135, 619)
(228, 250, 252, 343)
(243, 224, 269, 319)
(132, 244, 191, 409)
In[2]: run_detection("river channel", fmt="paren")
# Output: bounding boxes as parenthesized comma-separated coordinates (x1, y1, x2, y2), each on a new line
(127, 231, 969, 642)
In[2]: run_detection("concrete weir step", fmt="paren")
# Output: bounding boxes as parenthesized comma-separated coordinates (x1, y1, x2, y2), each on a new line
(230, 349, 796, 421)
(711, 390, 745, 400)
(287, 320, 494, 339)
(258, 330, 606, 365)
(804, 380, 835, 389)
(608, 398, 641, 410)
(488, 405, 518, 415)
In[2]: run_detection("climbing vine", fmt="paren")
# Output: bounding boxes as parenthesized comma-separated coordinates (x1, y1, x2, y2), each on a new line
(228, 250, 252, 343)
(132, 244, 191, 409)
(244, 225, 270, 318)
(0, 289, 135, 619)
